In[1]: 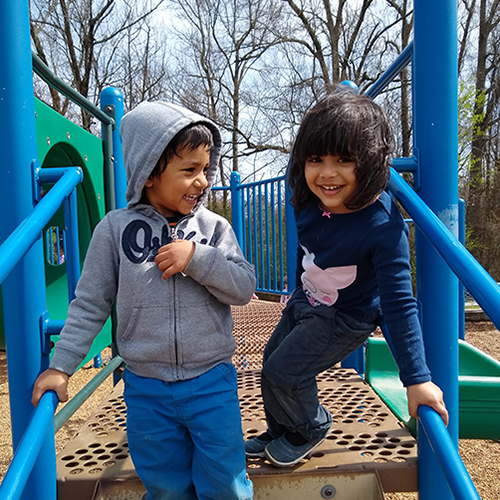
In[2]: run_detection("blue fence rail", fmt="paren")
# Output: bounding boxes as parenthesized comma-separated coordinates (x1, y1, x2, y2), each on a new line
(213, 173, 296, 295)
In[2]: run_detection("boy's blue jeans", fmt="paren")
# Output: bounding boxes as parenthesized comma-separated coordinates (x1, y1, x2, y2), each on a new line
(123, 364, 253, 500)
(261, 300, 376, 444)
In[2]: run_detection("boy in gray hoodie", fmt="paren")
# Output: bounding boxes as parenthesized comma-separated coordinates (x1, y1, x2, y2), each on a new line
(32, 101, 256, 500)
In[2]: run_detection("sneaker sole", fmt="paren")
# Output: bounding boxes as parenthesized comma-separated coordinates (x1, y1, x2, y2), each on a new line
(264, 438, 325, 467)
(245, 450, 266, 459)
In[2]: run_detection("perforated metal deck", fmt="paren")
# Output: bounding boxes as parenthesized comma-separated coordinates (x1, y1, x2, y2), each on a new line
(56, 300, 417, 499)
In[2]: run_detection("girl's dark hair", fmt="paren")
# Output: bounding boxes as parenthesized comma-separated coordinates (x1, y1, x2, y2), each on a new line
(149, 123, 214, 179)
(288, 90, 395, 210)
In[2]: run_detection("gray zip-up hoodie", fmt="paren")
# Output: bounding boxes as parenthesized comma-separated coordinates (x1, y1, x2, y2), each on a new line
(50, 102, 256, 382)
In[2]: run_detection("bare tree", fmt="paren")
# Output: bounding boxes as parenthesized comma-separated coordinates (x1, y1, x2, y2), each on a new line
(30, 0, 167, 129)
(167, 0, 284, 183)
(279, 0, 403, 93)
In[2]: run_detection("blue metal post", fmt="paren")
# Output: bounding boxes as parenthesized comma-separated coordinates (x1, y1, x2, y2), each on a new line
(458, 199, 465, 340)
(284, 177, 297, 292)
(64, 187, 81, 300)
(100, 87, 127, 209)
(0, 1, 57, 499)
(230, 171, 244, 248)
(413, 1, 459, 499)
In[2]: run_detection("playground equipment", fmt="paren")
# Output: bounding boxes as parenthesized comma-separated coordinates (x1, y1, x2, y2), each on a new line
(1, 0, 500, 499)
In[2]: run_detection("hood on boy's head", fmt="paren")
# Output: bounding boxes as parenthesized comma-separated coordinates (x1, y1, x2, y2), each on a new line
(120, 101, 222, 209)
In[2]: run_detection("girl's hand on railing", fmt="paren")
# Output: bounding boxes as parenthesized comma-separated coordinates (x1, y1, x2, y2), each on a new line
(407, 381, 449, 427)
(31, 368, 69, 407)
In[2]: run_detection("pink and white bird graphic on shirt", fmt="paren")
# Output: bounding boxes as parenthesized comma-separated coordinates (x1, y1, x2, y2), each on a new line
(300, 245, 357, 306)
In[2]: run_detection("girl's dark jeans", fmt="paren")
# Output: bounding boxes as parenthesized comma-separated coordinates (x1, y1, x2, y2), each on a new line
(261, 299, 376, 444)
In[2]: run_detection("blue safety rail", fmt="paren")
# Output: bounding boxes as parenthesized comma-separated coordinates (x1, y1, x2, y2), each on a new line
(214, 172, 298, 296)
(240, 175, 286, 293)
(0, 161, 83, 499)
(389, 171, 500, 331)
(418, 406, 480, 500)
(0, 392, 59, 500)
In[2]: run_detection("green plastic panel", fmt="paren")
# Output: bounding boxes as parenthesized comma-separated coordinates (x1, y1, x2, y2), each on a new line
(365, 337, 500, 439)
(0, 98, 111, 367)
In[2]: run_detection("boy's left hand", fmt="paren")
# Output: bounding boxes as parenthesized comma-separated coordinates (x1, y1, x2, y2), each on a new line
(155, 240, 195, 280)
(407, 381, 449, 426)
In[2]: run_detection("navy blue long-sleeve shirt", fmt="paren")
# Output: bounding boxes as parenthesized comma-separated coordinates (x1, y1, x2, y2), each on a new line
(291, 190, 431, 387)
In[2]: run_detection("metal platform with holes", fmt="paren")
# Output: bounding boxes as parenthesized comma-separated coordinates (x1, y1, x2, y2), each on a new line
(56, 300, 417, 499)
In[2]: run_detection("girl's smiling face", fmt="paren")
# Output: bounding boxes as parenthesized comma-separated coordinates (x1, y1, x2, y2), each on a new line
(304, 155, 357, 213)
(144, 145, 210, 217)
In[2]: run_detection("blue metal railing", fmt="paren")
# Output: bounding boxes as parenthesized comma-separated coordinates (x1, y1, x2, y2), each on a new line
(215, 172, 296, 295)
(389, 170, 500, 331)
(418, 406, 480, 500)
(240, 175, 287, 293)
(0, 165, 82, 500)
(0, 392, 59, 500)
(0, 169, 83, 284)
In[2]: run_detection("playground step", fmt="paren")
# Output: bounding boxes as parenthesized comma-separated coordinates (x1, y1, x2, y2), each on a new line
(92, 471, 385, 500)
(56, 368, 416, 499)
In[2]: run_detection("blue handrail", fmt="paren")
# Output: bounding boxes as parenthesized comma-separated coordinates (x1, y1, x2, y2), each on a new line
(365, 41, 413, 99)
(0, 392, 59, 500)
(0, 168, 83, 285)
(388, 169, 500, 331)
(418, 406, 480, 500)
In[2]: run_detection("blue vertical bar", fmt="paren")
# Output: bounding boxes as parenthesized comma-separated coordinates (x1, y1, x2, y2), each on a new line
(252, 186, 258, 281)
(244, 187, 250, 260)
(241, 188, 247, 257)
(0, 1, 57, 499)
(247, 187, 253, 264)
(257, 184, 266, 288)
(264, 183, 271, 290)
(252, 186, 261, 282)
(230, 172, 243, 248)
(458, 199, 465, 340)
(64, 189, 80, 300)
(285, 177, 297, 292)
(100, 87, 127, 209)
(271, 182, 278, 291)
(413, 1, 459, 499)
(278, 180, 285, 291)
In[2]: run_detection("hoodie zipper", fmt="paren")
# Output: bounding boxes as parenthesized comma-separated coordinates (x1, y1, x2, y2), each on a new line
(164, 213, 193, 380)
(172, 273, 180, 379)
(167, 222, 180, 379)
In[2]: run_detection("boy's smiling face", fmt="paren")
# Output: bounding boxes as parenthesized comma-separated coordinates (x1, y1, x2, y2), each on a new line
(144, 145, 210, 218)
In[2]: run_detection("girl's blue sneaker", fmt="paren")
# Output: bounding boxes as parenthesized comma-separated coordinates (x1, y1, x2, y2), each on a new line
(264, 433, 326, 467)
(244, 432, 274, 458)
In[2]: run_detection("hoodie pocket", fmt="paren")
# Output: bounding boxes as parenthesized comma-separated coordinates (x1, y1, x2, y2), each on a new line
(118, 305, 175, 364)
(177, 298, 235, 367)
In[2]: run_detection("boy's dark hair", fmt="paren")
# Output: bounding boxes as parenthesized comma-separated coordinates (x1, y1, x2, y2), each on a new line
(149, 123, 214, 179)
(288, 90, 395, 211)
